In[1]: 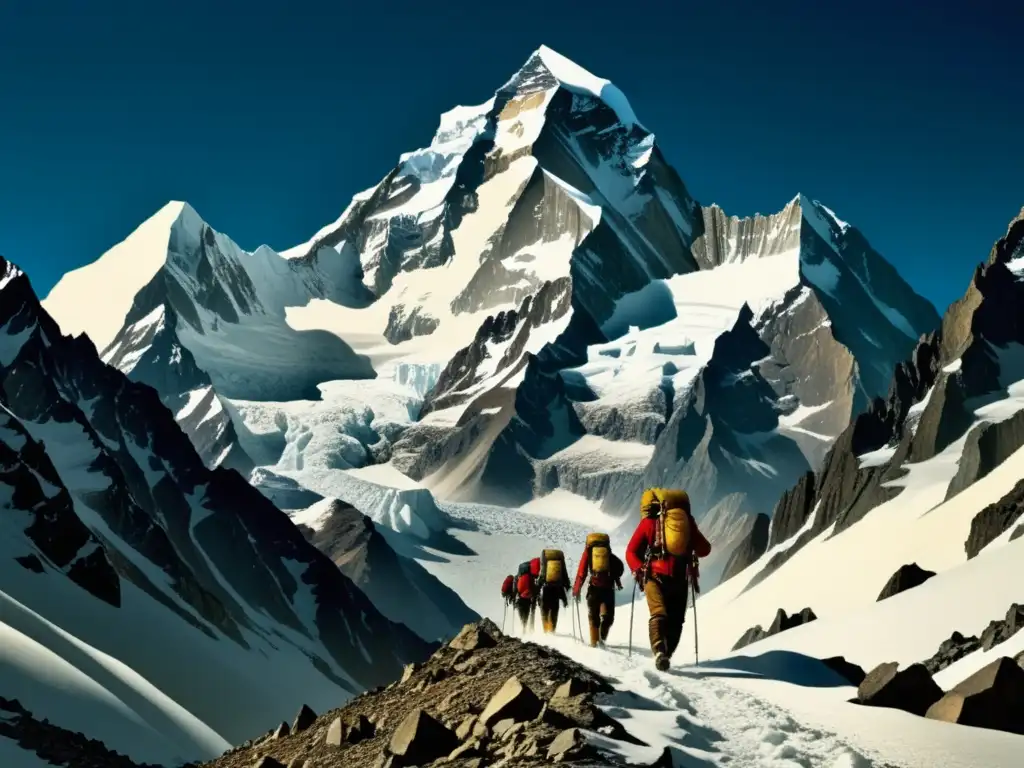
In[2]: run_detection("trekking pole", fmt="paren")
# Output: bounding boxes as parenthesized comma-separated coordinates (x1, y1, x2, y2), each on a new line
(628, 580, 637, 658)
(575, 599, 583, 646)
(690, 566, 700, 667)
(502, 601, 507, 634)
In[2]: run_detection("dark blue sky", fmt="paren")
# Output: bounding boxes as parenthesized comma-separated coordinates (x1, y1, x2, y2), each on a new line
(0, 0, 1018, 313)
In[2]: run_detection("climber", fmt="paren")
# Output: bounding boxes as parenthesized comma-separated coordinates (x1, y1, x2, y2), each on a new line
(537, 549, 570, 633)
(512, 561, 536, 634)
(572, 532, 624, 647)
(500, 574, 516, 606)
(625, 488, 711, 672)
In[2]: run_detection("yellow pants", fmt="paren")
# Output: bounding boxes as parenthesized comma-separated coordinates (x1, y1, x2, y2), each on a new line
(644, 575, 688, 658)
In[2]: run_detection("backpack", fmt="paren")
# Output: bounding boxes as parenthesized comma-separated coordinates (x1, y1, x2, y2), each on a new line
(516, 561, 532, 580)
(541, 549, 565, 584)
(529, 557, 541, 578)
(660, 507, 692, 556)
(586, 533, 611, 575)
(641, 487, 690, 518)
(516, 573, 535, 600)
(501, 574, 514, 597)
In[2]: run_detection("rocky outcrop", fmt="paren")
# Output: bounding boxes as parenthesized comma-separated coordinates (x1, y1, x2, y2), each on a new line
(0, 407, 121, 606)
(720, 513, 770, 582)
(197, 620, 650, 768)
(922, 632, 984, 676)
(876, 563, 937, 601)
(732, 607, 817, 651)
(926, 657, 1024, 734)
(920, 603, 1024, 674)
(0, 696, 157, 768)
(855, 662, 943, 716)
(965, 477, 1024, 559)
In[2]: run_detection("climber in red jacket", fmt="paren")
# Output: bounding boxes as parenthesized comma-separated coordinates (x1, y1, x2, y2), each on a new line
(625, 488, 711, 671)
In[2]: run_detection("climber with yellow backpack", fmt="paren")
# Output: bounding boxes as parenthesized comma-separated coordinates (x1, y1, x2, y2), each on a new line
(537, 549, 570, 633)
(625, 488, 711, 671)
(572, 532, 624, 647)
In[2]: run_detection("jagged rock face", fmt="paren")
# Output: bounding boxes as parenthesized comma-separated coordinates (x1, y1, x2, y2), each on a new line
(295, 498, 478, 642)
(0, 256, 436, 742)
(966, 477, 1024, 559)
(876, 563, 937, 601)
(0, 406, 120, 606)
(720, 512, 770, 582)
(756, 209, 1024, 586)
(692, 201, 802, 269)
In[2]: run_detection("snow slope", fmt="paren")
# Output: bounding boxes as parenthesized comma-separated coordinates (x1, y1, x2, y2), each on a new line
(694, 439, 1024, 668)
(418, 501, 1023, 768)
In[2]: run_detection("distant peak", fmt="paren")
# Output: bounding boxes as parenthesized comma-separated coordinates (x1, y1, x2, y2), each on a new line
(793, 193, 851, 235)
(520, 44, 641, 129)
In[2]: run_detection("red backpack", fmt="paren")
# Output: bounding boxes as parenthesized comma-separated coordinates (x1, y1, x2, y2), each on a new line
(501, 575, 514, 598)
(529, 557, 541, 578)
(517, 573, 535, 600)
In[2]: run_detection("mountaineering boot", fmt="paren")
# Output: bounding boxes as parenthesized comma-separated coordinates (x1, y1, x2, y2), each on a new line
(648, 616, 668, 658)
(589, 624, 600, 647)
(655, 653, 670, 671)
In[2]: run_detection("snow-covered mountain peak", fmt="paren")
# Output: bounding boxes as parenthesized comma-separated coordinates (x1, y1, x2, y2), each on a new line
(42, 199, 205, 351)
(527, 45, 642, 128)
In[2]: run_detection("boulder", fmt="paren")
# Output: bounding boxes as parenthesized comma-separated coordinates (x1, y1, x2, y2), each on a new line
(552, 677, 590, 700)
(547, 727, 590, 761)
(821, 656, 866, 686)
(286, 760, 309, 768)
(324, 717, 344, 747)
(479, 676, 543, 726)
(732, 625, 767, 651)
(926, 657, 1024, 734)
(253, 759, 286, 768)
(1016, 650, 1024, 668)
(271, 721, 290, 739)
(400, 663, 420, 684)
(857, 662, 943, 716)
(447, 741, 482, 760)
(732, 607, 817, 651)
(981, 604, 1024, 650)
(291, 704, 317, 734)
(923, 631, 982, 674)
(876, 563, 937, 601)
(455, 715, 477, 741)
(388, 708, 458, 766)
(492, 718, 517, 738)
(449, 624, 498, 652)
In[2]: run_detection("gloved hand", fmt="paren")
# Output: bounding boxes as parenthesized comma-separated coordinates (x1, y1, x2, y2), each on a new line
(634, 569, 646, 588)
(561, 595, 568, 608)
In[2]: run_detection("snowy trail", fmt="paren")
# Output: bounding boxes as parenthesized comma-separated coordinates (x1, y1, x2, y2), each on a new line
(511, 625, 879, 768)
(424, 503, 884, 767)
